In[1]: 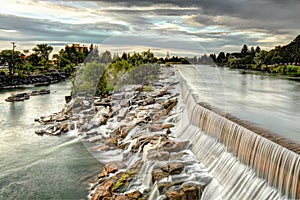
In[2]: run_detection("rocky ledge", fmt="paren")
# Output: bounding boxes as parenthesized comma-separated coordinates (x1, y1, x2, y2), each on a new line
(0, 71, 67, 89)
(5, 89, 50, 102)
(35, 66, 213, 199)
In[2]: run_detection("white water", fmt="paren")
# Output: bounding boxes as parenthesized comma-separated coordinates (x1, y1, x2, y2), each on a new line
(176, 67, 300, 199)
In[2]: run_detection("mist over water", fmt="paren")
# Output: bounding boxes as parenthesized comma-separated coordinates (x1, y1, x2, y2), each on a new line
(0, 81, 101, 200)
(178, 64, 300, 143)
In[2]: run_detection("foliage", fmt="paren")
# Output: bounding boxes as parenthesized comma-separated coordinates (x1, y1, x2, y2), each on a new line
(73, 62, 106, 95)
(0, 49, 24, 75)
(32, 44, 53, 66)
(205, 34, 300, 76)
(96, 50, 163, 96)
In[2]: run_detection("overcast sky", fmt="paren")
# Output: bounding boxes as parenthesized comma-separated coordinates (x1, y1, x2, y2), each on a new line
(0, 0, 299, 56)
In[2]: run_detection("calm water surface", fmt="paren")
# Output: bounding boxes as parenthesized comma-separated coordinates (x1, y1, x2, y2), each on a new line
(0, 81, 101, 200)
(178, 65, 300, 143)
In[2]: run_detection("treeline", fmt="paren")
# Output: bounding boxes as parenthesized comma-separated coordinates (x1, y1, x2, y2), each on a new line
(0, 44, 95, 77)
(70, 49, 189, 96)
(189, 35, 300, 75)
(76, 50, 170, 96)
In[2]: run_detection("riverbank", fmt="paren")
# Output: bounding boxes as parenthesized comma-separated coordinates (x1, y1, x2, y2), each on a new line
(36, 66, 213, 199)
(0, 71, 68, 90)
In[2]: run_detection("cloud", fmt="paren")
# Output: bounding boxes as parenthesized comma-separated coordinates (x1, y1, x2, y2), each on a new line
(0, 0, 299, 54)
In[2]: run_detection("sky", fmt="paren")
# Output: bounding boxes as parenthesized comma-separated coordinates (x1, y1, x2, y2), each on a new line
(0, 0, 300, 57)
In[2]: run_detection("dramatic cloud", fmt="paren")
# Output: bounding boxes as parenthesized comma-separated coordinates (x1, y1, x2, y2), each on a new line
(0, 0, 299, 55)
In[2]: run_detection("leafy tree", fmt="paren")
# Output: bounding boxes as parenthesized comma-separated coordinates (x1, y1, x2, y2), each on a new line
(32, 44, 53, 66)
(255, 46, 261, 54)
(99, 50, 112, 63)
(0, 50, 23, 75)
(216, 52, 226, 64)
(241, 44, 249, 56)
(209, 54, 216, 63)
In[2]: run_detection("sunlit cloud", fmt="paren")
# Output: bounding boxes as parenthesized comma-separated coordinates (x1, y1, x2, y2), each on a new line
(0, 0, 299, 54)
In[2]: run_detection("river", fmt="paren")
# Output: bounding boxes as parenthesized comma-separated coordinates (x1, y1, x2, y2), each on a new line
(0, 81, 101, 200)
(1, 65, 299, 199)
(178, 64, 300, 143)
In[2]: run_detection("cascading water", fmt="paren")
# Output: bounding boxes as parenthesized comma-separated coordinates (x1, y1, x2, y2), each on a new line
(176, 69, 300, 199)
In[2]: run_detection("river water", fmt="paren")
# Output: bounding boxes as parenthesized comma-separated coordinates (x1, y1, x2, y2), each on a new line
(178, 64, 300, 143)
(0, 81, 101, 200)
(1, 65, 299, 199)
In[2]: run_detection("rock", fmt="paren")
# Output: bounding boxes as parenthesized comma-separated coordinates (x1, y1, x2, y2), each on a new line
(104, 161, 120, 174)
(157, 182, 177, 193)
(117, 108, 129, 122)
(139, 97, 155, 106)
(55, 115, 68, 122)
(166, 189, 184, 200)
(35, 129, 45, 135)
(112, 93, 124, 100)
(125, 190, 143, 199)
(83, 100, 90, 108)
(181, 183, 200, 200)
(115, 195, 129, 200)
(87, 135, 103, 143)
(147, 150, 170, 161)
(105, 137, 118, 146)
(60, 123, 68, 132)
(93, 145, 110, 151)
(103, 180, 114, 192)
(79, 123, 93, 132)
(92, 185, 112, 200)
(163, 141, 190, 152)
(98, 170, 107, 179)
(169, 162, 184, 175)
(152, 168, 169, 183)
(69, 122, 75, 130)
(120, 99, 131, 107)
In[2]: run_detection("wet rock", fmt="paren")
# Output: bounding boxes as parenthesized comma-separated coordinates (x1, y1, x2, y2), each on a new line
(126, 190, 143, 199)
(147, 150, 170, 161)
(166, 189, 184, 200)
(157, 182, 177, 193)
(93, 145, 110, 151)
(163, 141, 190, 152)
(115, 195, 129, 200)
(79, 123, 93, 132)
(92, 185, 112, 200)
(87, 135, 103, 143)
(139, 97, 155, 106)
(104, 161, 121, 174)
(169, 162, 184, 175)
(120, 99, 131, 107)
(112, 93, 124, 100)
(60, 123, 68, 132)
(152, 168, 169, 183)
(105, 137, 118, 147)
(117, 108, 129, 122)
(181, 183, 200, 200)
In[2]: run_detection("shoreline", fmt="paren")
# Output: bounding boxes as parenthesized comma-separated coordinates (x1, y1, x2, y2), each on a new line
(0, 72, 68, 90)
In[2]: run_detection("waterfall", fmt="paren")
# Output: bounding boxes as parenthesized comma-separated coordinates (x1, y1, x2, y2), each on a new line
(176, 71, 300, 199)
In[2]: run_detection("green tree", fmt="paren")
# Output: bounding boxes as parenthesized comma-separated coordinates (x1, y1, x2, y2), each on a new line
(32, 44, 53, 66)
(0, 49, 23, 75)
(99, 50, 112, 63)
(216, 52, 226, 64)
(241, 44, 249, 56)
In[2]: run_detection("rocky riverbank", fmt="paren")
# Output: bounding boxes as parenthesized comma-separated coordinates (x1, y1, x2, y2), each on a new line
(35, 66, 213, 199)
(0, 71, 67, 90)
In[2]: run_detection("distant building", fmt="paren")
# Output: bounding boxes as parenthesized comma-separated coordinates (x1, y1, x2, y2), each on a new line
(65, 44, 88, 53)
